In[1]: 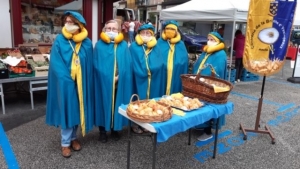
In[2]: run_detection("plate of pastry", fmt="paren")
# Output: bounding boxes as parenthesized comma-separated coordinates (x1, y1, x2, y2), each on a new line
(159, 93, 204, 112)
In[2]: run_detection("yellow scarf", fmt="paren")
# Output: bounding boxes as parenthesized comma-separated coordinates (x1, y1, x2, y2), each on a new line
(161, 32, 181, 95)
(142, 45, 152, 99)
(99, 33, 120, 128)
(62, 26, 87, 136)
(111, 44, 118, 128)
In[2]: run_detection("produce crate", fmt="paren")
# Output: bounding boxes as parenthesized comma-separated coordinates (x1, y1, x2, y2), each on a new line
(25, 54, 49, 77)
(9, 64, 35, 78)
(241, 68, 260, 82)
(19, 43, 41, 55)
(38, 46, 51, 54)
(226, 68, 236, 84)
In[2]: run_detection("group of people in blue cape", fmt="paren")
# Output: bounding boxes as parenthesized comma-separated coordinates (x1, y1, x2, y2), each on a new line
(45, 11, 227, 158)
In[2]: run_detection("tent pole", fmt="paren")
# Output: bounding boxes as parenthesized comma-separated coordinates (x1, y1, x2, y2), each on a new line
(228, 10, 237, 82)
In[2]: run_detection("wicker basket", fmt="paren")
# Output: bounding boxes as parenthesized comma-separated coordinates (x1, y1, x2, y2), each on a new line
(181, 64, 233, 104)
(126, 94, 173, 123)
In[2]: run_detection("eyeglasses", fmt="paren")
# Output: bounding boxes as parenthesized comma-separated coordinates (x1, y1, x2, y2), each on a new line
(207, 38, 216, 42)
(65, 20, 74, 24)
(140, 31, 152, 37)
(105, 27, 118, 32)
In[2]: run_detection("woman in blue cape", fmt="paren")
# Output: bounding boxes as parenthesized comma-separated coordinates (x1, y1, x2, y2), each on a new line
(157, 20, 189, 95)
(129, 24, 166, 133)
(192, 32, 227, 141)
(94, 20, 133, 143)
(46, 11, 94, 158)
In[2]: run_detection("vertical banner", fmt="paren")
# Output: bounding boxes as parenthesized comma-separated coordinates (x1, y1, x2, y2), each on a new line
(243, 0, 297, 76)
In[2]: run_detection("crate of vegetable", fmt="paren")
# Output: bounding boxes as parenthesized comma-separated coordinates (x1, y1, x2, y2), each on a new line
(25, 54, 49, 77)
(8, 60, 35, 78)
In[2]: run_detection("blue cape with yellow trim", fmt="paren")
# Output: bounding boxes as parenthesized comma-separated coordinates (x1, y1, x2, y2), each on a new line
(46, 34, 94, 133)
(192, 50, 227, 79)
(192, 50, 227, 129)
(157, 38, 189, 94)
(93, 40, 133, 131)
(129, 42, 166, 100)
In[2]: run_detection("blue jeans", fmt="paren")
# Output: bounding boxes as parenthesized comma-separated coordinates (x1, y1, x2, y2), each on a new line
(61, 125, 78, 147)
(128, 31, 134, 43)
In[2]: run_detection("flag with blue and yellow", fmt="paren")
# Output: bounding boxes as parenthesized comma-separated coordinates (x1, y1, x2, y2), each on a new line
(243, 0, 297, 76)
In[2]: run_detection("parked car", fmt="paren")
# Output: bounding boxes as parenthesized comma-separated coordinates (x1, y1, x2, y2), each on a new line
(155, 26, 207, 53)
(290, 29, 300, 46)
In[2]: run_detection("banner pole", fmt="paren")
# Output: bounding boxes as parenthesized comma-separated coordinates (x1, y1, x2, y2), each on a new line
(239, 76, 276, 144)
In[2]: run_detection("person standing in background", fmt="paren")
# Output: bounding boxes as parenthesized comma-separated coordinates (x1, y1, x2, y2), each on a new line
(146, 19, 152, 25)
(128, 18, 135, 44)
(233, 29, 246, 82)
(157, 20, 189, 95)
(93, 20, 133, 143)
(46, 11, 94, 158)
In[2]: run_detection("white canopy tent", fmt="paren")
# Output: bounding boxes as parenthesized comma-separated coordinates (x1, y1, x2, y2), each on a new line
(160, 0, 249, 22)
(294, 5, 300, 26)
(160, 0, 250, 81)
(54, 0, 82, 11)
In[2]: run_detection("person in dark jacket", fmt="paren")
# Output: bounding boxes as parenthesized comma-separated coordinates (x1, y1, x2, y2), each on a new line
(233, 30, 246, 82)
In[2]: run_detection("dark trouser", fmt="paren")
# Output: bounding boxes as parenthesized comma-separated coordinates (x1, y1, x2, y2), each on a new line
(204, 127, 212, 135)
(235, 58, 243, 80)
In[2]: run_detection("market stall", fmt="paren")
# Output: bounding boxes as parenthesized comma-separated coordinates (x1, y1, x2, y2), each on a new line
(0, 45, 50, 114)
(119, 100, 234, 169)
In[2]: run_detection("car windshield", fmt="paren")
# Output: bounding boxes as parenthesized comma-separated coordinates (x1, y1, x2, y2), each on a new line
(179, 26, 200, 36)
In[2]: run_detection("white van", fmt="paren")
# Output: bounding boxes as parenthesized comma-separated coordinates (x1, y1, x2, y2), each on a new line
(113, 8, 135, 21)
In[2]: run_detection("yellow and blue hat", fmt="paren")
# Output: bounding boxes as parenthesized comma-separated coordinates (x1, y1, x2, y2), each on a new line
(64, 11, 86, 26)
(163, 20, 178, 31)
(208, 31, 224, 43)
(138, 24, 155, 35)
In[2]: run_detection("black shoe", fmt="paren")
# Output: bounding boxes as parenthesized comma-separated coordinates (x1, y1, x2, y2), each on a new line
(99, 132, 108, 143)
(111, 130, 120, 141)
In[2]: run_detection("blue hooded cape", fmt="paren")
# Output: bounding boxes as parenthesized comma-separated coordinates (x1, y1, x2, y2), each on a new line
(93, 40, 133, 131)
(46, 34, 94, 133)
(157, 38, 189, 94)
(129, 42, 166, 100)
(192, 47, 227, 129)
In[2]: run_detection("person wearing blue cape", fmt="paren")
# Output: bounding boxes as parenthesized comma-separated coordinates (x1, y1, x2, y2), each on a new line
(94, 20, 133, 143)
(129, 24, 166, 134)
(157, 20, 189, 95)
(46, 11, 94, 158)
(192, 32, 227, 141)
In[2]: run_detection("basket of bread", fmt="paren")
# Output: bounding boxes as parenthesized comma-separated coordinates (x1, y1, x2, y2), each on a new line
(127, 94, 173, 123)
(159, 93, 204, 111)
(181, 64, 233, 104)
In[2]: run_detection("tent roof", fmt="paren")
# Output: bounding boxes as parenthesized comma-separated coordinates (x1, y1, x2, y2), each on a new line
(54, 0, 82, 11)
(160, 0, 249, 22)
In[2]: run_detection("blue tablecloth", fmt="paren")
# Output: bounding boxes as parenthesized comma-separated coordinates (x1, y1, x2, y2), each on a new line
(120, 102, 234, 143)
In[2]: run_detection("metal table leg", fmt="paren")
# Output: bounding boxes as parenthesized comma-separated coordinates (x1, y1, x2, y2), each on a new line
(152, 133, 157, 169)
(213, 117, 220, 158)
(0, 84, 5, 114)
(127, 121, 131, 169)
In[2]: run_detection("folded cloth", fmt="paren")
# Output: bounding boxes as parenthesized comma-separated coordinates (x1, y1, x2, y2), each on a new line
(172, 108, 185, 116)
(212, 84, 230, 93)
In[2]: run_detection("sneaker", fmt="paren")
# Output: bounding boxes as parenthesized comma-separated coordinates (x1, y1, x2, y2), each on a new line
(237, 79, 240, 82)
(197, 133, 213, 141)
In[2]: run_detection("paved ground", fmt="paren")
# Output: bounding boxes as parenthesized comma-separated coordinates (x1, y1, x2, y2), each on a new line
(1, 61, 300, 169)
